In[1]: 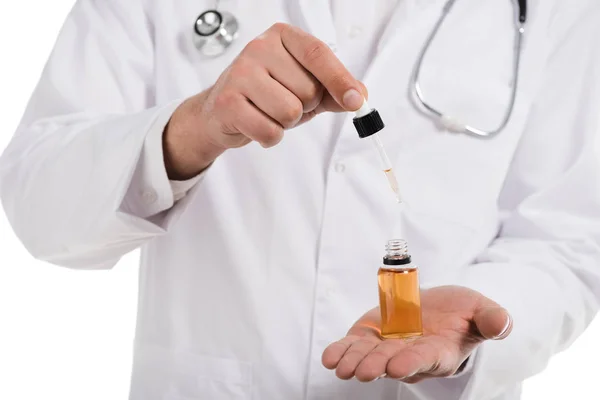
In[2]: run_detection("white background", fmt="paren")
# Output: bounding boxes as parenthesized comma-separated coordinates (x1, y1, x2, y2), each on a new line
(0, 1, 598, 399)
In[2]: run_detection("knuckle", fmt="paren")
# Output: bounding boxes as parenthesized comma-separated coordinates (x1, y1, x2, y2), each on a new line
(281, 99, 303, 127)
(300, 83, 324, 111)
(228, 58, 259, 85)
(270, 22, 289, 33)
(232, 54, 256, 74)
(244, 37, 269, 56)
(305, 82, 323, 101)
(213, 90, 239, 110)
(328, 73, 352, 91)
(302, 41, 327, 64)
(261, 125, 284, 147)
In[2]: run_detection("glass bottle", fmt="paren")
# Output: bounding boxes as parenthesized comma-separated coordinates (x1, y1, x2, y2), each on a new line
(378, 239, 423, 339)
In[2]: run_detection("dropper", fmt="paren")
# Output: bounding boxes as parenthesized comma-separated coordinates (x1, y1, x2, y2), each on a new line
(352, 100, 403, 204)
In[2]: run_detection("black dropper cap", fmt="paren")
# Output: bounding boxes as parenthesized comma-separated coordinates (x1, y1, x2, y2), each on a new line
(353, 107, 385, 139)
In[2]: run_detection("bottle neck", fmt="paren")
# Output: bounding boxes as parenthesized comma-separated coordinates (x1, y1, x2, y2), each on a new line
(383, 239, 415, 269)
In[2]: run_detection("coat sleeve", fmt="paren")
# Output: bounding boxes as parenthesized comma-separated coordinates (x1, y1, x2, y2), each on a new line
(0, 0, 200, 270)
(453, 5, 600, 399)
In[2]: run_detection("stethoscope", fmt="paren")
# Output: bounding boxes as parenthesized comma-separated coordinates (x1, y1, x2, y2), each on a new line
(412, 0, 527, 138)
(193, 1, 239, 57)
(193, 0, 528, 138)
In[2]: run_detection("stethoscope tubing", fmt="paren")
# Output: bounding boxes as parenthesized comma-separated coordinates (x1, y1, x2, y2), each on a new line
(410, 0, 526, 138)
(194, 0, 527, 138)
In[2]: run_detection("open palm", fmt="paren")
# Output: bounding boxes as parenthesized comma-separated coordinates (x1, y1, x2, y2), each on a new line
(321, 286, 512, 383)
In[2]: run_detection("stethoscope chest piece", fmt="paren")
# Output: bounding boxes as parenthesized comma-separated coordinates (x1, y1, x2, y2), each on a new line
(193, 10, 239, 57)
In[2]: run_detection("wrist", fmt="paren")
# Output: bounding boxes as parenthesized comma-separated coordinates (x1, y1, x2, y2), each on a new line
(162, 126, 221, 180)
(163, 92, 224, 180)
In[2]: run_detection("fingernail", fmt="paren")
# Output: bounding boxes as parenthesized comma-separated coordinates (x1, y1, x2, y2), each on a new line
(343, 89, 364, 110)
(396, 372, 417, 381)
(373, 373, 387, 381)
(492, 314, 512, 340)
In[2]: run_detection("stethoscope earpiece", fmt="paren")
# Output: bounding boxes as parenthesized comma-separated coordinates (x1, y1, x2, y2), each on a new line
(193, 9, 239, 57)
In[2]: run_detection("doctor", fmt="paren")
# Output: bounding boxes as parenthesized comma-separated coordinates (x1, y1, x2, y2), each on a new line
(1, 0, 600, 399)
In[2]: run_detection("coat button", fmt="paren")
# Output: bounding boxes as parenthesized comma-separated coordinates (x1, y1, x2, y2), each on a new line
(348, 26, 363, 38)
(334, 162, 346, 173)
(141, 189, 158, 204)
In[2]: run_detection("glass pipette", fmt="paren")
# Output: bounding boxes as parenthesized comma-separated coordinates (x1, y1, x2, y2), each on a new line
(353, 101, 403, 204)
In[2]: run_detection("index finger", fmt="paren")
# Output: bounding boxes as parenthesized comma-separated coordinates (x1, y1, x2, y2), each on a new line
(278, 24, 367, 111)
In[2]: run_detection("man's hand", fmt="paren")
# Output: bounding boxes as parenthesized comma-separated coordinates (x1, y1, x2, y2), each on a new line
(163, 23, 368, 180)
(321, 286, 512, 383)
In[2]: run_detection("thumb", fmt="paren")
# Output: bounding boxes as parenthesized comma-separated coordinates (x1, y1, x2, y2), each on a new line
(473, 305, 513, 341)
(313, 81, 369, 115)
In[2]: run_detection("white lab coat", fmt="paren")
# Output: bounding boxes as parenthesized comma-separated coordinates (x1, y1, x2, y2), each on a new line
(1, 0, 600, 399)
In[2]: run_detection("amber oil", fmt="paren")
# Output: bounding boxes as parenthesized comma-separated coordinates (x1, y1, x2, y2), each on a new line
(378, 239, 423, 339)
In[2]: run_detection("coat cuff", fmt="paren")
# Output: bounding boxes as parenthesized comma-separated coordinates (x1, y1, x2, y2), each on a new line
(120, 99, 203, 219)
